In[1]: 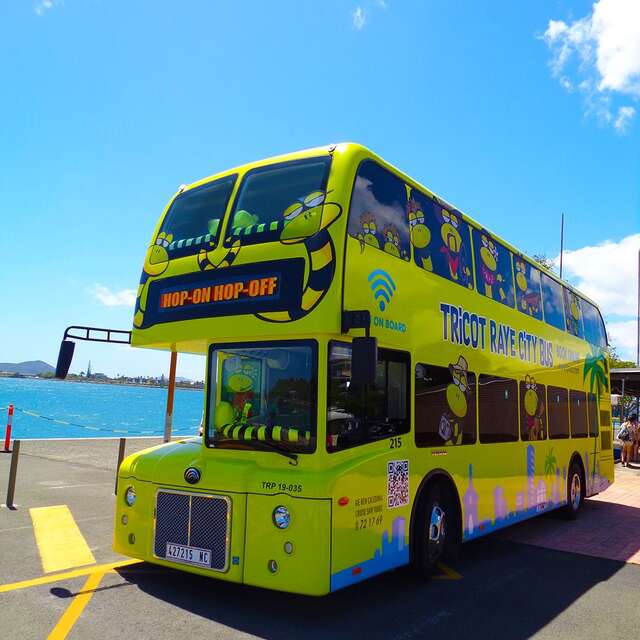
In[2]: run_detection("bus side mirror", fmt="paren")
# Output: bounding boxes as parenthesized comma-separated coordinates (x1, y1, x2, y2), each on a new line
(55, 340, 75, 379)
(351, 337, 378, 386)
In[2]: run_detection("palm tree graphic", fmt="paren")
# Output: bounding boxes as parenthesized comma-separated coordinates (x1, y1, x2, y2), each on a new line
(544, 448, 557, 476)
(583, 347, 608, 400)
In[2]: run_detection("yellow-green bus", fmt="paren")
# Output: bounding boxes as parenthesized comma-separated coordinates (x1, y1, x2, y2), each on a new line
(112, 143, 613, 596)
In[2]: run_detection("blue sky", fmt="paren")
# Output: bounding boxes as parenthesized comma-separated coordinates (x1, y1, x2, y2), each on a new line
(2, 0, 638, 379)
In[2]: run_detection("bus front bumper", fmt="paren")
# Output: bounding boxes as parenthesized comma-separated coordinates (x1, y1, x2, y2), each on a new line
(113, 480, 332, 596)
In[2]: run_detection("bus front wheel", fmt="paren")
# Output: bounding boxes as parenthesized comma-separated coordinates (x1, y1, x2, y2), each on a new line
(563, 460, 584, 520)
(412, 481, 459, 578)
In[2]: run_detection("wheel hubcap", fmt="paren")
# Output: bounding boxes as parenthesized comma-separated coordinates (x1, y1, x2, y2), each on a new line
(428, 504, 446, 560)
(570, 473, 581, 510)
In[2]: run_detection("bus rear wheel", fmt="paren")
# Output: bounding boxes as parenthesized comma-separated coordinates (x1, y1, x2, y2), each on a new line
(412, 482, 459, 578)
(563, 460, 584, 520)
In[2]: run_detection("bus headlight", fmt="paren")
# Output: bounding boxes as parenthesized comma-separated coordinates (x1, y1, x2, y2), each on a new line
(125, 486, 136, 507)
(272, 505, 290, 529)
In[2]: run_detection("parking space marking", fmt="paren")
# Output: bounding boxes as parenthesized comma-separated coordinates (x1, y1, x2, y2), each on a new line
(433, 562, 462, 580)
(0, 559, 140, 594)
(30, 505, 96, 573)
(47, 570, 105, 640)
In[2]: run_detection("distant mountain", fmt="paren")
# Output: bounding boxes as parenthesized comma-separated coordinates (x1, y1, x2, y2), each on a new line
(0, 361, 55, 375)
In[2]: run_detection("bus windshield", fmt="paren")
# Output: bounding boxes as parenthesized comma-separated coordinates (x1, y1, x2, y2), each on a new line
(206, 341, 317, 454)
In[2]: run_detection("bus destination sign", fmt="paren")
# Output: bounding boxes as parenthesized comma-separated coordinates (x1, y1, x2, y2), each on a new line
(141, 258, 305, 328)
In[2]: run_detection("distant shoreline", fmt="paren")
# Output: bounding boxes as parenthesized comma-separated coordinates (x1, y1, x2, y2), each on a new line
(0, 375, 203, 391)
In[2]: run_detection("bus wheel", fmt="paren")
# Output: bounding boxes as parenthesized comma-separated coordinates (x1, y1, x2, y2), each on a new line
(413, 482, 458, 578)
(564, 461, 583, 520)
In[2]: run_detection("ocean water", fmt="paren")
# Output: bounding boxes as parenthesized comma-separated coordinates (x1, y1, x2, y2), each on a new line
(0, 378, 204, 439)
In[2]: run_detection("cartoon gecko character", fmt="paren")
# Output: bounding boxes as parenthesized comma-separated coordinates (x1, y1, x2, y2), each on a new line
(479, 234, 506, 301)
(226, 363, 255, 419)
(523, 374, 544, 440)
(408, 198, 432, 271)
(257, 190, 342, 322)
(133, 232, 173, 328)
(566, 291, 581, 335)
(382, 223, 401, 258)
(438, 356, 469, 446)
(439, 210, 471, 285)
(515, 258, 541, 315)
(357, 211, 380, 250)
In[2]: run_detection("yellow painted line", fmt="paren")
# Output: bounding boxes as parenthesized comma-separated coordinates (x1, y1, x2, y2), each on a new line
(47, 570, 105, 640)
(0, 559, 140, 594)
(30, 505, 96, 573)
(433, 561, 463, 580)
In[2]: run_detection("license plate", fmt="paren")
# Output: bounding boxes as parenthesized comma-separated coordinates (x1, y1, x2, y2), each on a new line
(165, 543, 211, 568)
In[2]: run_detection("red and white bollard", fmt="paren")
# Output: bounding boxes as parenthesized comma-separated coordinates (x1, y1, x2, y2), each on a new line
(4, 404, 14, 452)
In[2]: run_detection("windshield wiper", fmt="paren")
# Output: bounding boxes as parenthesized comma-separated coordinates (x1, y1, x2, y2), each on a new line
(215, 428, 299, 465)
(243, 439, 299, 465)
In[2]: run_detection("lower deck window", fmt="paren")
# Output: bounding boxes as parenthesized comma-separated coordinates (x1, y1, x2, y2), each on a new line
(519, 377, 546, 441)
(548, 387, 569, 439)
(587, 393, 599, 437)
(327, 342, 409, 452)
(415, 361, 477, 447)
(570, 390, 588, 438)
(478, 375, 518, 443)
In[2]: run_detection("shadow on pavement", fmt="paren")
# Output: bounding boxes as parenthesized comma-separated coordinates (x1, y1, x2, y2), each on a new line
(116, 536, 626, 640)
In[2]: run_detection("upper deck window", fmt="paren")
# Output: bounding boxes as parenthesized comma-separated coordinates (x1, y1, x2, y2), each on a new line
(582, 299, 607, 347)
(514, 258, 543, 320)
(562, 287, 585, 339)
(408, 190, 474, 289)
(472, 230, 515, 308)
(348, 160, 411, 262)
(226, 157, 331, 245)
(159, 175, 237, 258)
(540, 272, 565, 331)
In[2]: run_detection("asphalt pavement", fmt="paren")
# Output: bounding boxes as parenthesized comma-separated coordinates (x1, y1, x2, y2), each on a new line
(1, 438, 637, 640)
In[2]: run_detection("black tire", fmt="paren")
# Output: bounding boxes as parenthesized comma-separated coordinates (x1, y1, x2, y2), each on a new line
(412, 481, 460, 578)
(563, 460, 584, 520)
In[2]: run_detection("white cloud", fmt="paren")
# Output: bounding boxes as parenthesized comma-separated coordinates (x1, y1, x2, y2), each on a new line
(352, 6, 366, 31)
(90, 284, 137, 307)
(35, 0, 58, 15)
(555, 233, 640, 360)
(607, 320, 638, 360)
(541, 0, 640, 132)
(614, 105, 636, 132)
(377, 0, 388, 8)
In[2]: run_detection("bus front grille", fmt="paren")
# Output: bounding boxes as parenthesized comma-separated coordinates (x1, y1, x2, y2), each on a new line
(154, 490, 230, 571)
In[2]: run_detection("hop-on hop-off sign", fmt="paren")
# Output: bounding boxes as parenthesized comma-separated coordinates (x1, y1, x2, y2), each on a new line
(141, 259, 305, 328)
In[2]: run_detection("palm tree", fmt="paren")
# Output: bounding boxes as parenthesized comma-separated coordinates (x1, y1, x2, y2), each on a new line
(544, 448, 557, 476)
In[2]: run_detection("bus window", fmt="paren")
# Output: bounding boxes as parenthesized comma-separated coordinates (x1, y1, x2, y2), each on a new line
(327, 342, 409, 452)
(415, 360, 476, 447)
(206, 341, 317, 453)
(514, 258, 543, 320)
(569, 390, 588, 438)
(478, 375, 518, 443)
(582, 299, 607, 347)
(408, 189, 474, 289)
(540, 273, 565, 331)
(563, 288, 585, 339)
(348, 160, 411, 262)
(548, 387, 569, 439)
(472, 230, 515, 308)
(519, 376, 546, 441)
(587, 392, 599, 437)
(158, 174, 237, 258)
(227, 157, 331, 244)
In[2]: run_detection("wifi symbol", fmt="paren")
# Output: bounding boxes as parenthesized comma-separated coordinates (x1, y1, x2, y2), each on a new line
(368, 269, 396, 311)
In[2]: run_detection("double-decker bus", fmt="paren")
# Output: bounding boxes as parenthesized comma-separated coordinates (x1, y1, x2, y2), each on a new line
(97, 143, 611, 595)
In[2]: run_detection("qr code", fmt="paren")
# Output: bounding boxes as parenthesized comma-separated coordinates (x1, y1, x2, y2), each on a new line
(387, 459, 409, 508)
